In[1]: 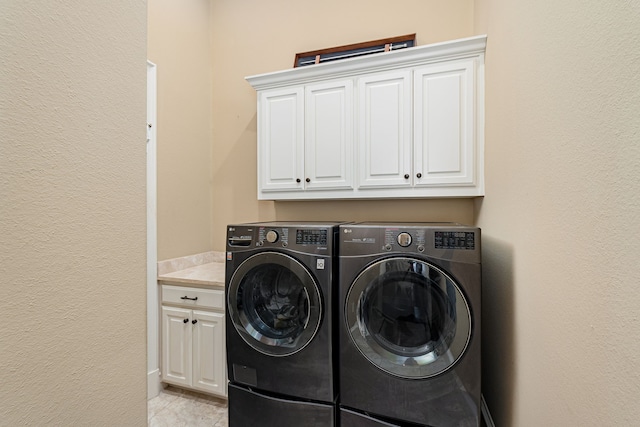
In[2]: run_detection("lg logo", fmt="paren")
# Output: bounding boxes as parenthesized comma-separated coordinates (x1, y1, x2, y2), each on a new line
(343, 228, 352, 234)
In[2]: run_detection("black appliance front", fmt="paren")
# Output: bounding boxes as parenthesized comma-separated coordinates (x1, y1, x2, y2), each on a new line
(226, 222, 339, 405)
(340, 407, 405, 426)
(339, 223, 482, 427)
(229, 383, 335, 427)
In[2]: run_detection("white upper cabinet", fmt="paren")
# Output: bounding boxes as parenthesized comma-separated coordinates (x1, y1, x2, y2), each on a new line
(305, 79, 353, 191)
(358, 70, 412, 189)
(258, 86, 304, 192)
(258, 80, 353, 195)
(413, 58, 478, 189)
(247, 35, 486, 200)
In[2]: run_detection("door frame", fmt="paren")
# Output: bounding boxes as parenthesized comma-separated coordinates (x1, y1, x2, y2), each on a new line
(146, 60, 160, 399)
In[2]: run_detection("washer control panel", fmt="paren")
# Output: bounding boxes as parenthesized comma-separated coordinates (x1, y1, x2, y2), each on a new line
(254, 225, 331, 253)
(296, 228, 328, 246)
(227, 223, 337, 255)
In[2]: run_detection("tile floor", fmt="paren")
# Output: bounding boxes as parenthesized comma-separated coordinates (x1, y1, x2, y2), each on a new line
(148, 386, 228, 427)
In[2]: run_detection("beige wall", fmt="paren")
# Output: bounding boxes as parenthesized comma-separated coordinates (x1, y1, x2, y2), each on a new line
(156, 1, 640, 425)
(474, 1, 640, 425)
(0, 1, 147, 425)
(210, 0, 476, 249)
(148, 0, 213, 260)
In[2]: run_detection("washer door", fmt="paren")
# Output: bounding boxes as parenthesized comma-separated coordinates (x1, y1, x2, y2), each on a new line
(345, 257, 471, 378)
(228, 252, 322, 357)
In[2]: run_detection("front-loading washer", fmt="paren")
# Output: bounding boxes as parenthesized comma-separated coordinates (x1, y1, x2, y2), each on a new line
(338, 223, 481, 427)
(225, 222, 342, 427)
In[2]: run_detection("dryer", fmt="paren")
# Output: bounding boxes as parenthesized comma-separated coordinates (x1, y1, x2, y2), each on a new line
(338, 223, 481, 427)
(225, 222, 342, 427)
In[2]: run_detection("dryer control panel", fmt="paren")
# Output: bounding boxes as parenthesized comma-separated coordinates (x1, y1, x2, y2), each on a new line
(434, 231, 475, 250)
(339, 223, 481, 263)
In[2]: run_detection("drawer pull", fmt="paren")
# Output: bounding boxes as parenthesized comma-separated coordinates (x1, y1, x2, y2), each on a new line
(183, 318, 189, 323)
(180, 296, 198, 301)
(192, 319, 198, 324)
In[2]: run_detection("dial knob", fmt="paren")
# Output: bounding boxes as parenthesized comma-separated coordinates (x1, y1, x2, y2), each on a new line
(397, 232, 412, 247)
(265, 230, 279, 243)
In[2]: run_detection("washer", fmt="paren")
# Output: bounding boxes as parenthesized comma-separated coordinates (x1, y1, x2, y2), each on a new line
(226, 222, 342, 427)
(338, 223, 481, 427)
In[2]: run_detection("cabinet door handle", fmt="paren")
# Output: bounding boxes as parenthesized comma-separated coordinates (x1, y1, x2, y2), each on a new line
(180, 296, 198, 301)
(192, 319, 198, 325)
(183, 318, 189, 323)
(404, 174, 410, 179)
(305, 178, 310, 183)
(416, 173, 422, 178)
(296, 178, 301, 183)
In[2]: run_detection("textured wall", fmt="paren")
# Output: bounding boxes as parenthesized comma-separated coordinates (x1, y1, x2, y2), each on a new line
(0, 1, 147, 425)
(210, 0, 476, 249)
(148, 0, 213, 261)
(474, 0, 640, 425)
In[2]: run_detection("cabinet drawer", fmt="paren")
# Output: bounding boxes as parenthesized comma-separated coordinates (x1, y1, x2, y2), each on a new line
(162, 285, 224, 310)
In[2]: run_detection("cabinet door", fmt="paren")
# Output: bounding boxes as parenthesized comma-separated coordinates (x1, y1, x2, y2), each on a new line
(357, 70, 412, 188)
(162, 306, 192, 387)
(191, 310, 227, 397)
(413, 59, 476, 187)
(305, 79, 353, 190)
(258, 87, 304, 193)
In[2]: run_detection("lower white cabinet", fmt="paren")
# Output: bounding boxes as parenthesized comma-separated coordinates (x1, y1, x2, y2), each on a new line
(161, 285, 227, 398)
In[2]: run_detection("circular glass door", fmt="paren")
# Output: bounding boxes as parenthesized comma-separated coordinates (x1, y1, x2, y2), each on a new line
(228, 252, 322, 356)
(345, 257, 471, 378)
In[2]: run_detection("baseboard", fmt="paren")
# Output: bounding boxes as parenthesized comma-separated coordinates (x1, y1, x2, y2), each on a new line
(481, 394, 496, 427)
(147, 369, 161, 400)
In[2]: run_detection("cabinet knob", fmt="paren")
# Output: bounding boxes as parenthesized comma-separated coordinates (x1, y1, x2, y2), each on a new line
(192, 319, 198, 325)
(296, 178, 301, 183)
(416, 173, 422, 178)
(305, 178, 310, 183)
(404, 174, 410, 179)
(183, 318, 189, 323)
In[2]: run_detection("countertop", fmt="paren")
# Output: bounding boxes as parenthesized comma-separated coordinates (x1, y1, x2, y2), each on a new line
(157, 251, 225, 288)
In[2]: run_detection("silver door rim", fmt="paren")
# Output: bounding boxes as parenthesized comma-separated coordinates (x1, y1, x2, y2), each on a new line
(345, 257, 471, 378)
(228, 251, 323, 357)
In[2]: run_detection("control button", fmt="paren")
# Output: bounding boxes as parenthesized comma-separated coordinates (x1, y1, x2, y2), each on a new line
(384, 244, 392, 251)
(397, 232, 412, 247)
(417, 244, 425, 252)
(266, 230, 279, 243)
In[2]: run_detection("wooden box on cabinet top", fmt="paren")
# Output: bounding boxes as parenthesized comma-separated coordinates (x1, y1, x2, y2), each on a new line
(246, 35, 486, 200)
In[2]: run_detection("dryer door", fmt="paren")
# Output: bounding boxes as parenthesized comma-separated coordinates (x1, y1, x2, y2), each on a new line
(228, 251, 322, 356)
(345, 257, 471, 378)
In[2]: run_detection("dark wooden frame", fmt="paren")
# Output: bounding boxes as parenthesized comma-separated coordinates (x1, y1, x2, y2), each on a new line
(293, 34, 416, 68)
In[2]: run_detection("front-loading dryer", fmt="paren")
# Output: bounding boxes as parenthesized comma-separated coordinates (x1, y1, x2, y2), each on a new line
(338, 223, 481, 427)
(226, 222, 342, 427)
